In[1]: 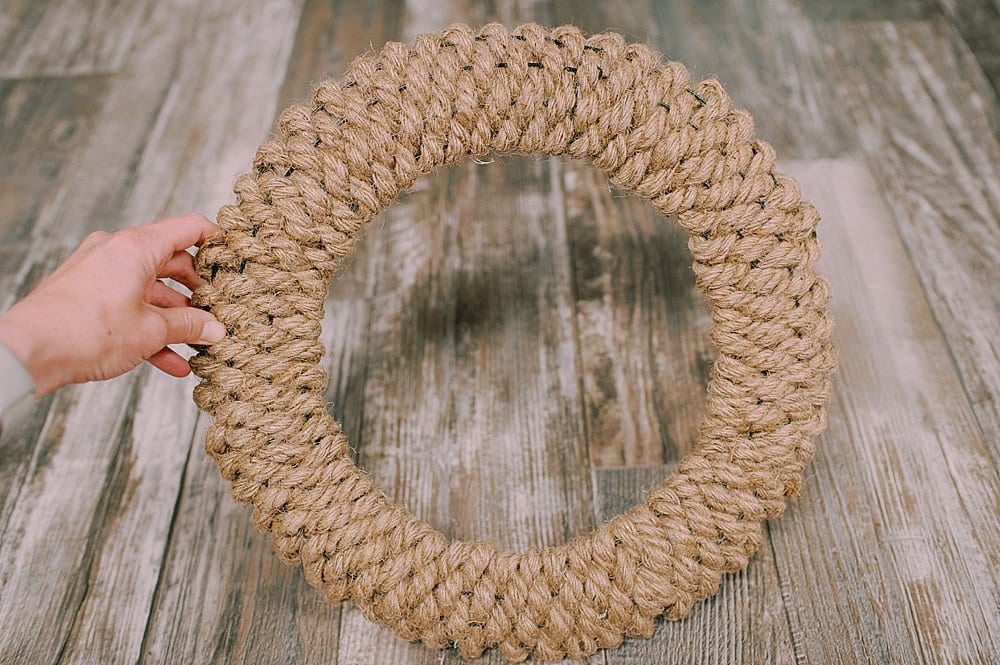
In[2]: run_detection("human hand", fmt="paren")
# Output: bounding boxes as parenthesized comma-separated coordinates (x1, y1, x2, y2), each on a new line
(0, 213, 226, 397)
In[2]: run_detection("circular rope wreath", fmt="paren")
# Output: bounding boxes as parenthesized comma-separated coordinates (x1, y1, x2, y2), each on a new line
(190, 23, 836, 662)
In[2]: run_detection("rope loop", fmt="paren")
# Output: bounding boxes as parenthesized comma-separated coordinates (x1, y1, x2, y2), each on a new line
(191, 23, 836, 662)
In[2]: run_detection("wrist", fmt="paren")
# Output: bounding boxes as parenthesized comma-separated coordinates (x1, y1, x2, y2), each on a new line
(0, 304, 66, 397)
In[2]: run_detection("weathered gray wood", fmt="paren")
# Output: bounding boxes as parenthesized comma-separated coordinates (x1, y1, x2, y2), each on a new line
(560, 161, 714, 467)
(278, 0, 404, 459)
(276, 0, 404, 111)
(0, 0, 216, 563)
(138, 3, 378, 661)
(0, 74, 107, 540)
(547, 0, 851, 469)
(820, 19, 1000, 457)
(0, 1, 306, 664)
(546, 13, 814, 629)
(123, 1, 356, 663)
(0, 4, 223, 661)
(1, 2, 999, 664)
(0, 0, 155, 77)
(773, 158, 1000, 664)
(936, 0, 1000, 102)
(557, 0, 855, 158)
(2, 0, 227, 290)
(57, 369, 202, 665)
(593, 466, 797, 665)
(116, 2, 305, 223)
(0, 75, 108, 305)
(331, 3, 598, 662)
(0, 371, 143, 664)
(791, 0, 936, 20)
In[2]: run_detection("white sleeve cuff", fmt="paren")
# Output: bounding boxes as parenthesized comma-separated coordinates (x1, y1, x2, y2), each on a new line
(0, 341, 37, 438)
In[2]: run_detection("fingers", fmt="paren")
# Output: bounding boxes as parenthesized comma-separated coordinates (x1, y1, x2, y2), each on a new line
(64, 214, 219, 282)
(147, 280, 190, 309)
(118, 212, 221, 271)
(147, 346, 192, 378)
(156, 306, 226, 346)
(152, 212, 222, 253)
(159, 249, 203, 291)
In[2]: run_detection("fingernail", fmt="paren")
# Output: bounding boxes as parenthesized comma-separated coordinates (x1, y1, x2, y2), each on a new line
(199, 320, 226, 344)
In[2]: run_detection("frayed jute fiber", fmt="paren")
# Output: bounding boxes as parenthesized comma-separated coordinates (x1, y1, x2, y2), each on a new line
(190, 23, 837, 662)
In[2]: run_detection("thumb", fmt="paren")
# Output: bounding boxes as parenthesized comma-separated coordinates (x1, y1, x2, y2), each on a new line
(157, 306, 227, 346)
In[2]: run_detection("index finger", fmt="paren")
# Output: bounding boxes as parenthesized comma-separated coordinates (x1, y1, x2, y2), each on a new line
(151, 212, 222, 252)
(123, 213, 221, 272)
(113, 213, 223, 277)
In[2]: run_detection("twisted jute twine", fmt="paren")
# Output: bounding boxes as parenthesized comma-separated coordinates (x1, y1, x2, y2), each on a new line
(190, 23, 837, 662)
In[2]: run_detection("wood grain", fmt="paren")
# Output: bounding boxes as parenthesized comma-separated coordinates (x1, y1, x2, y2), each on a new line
(3, 0, 229, 283)
(56, 369, 202, 665)
(791, 0, 937, 20)
(139, 1, 367, 660)
(0, 75, 107, 552)
(0, 0, 155, 77)
(547, 0, 851, 469)
(820, 19, 1000, 456)
(336, 3, 595, 662)
(276, 0, 405, 111)
(774, 158, 1000, 664)
(936, 0, 1000, 102)
(0, 4, 221, 659)
(0, 1, 306, 664)
(128, 2, 352, 663)
(0, 76, 108, 303)
(545, 9, 823, 643)
(561, 163, 714, 467)
(0, 372, 143, 664)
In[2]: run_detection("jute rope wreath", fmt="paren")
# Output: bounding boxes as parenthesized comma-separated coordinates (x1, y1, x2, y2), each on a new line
(190, 23, 836, 662)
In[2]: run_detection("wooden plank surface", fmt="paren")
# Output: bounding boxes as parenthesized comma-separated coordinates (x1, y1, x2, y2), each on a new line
(334, 155, 600, 665)
(124, 1, 347, 663)
(0, 76, 108, 302)
(775, 158, 1000, 664)
(338, 2, 594, 661)
(0, 372, 144, 664)
(0, 74, 107, 545)
(139, 420, 342, 665)
(560, 161, 715, 467)
(56, 369, 202, 665)
(0, 4, 215, 660)
(0, 1, 306, 664)
(0, 1, 998, 664)
(0, 0, 155, 77)
(792, 0, 937, 20)
(541, 9, 834, 664)
(819, 18, 1000, 455)
(935, 0, 1000, 101)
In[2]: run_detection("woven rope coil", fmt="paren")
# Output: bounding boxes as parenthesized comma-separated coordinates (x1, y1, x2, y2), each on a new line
(190, 23, 836, 662)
